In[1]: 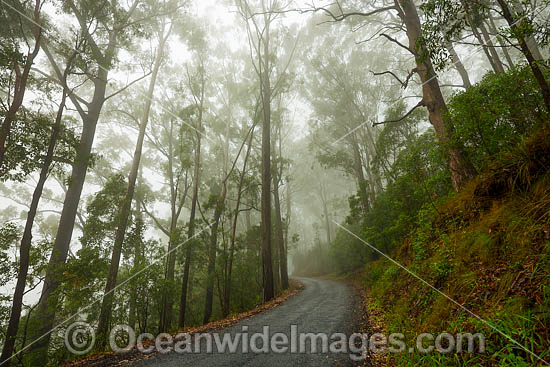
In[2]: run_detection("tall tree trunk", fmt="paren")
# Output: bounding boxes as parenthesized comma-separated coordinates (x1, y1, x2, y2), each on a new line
(260, 12, 274, 302)
(496, 0, 550, 112)
(203, 183, 226, 324)
(510, 0, 544, 61)
(272, 167, 289, 290)
(127, 242, 139, 331)
(446, 42, 471, 88)
(159, 119, 188, 332)
(179, 124, 202, 328)
(128, 201, 144, 332)
(478, 22, 505, 73)
(459, 0, 500, 74)
(0, 0, 42, 173)
(0, 58, 69, 367)
(487, 17, 514, 68)
(284, 182, 291, 274)
(27, 62, 110, 365)
(322, 199, 331, 244)
(96, 27, 169, 345)
(224, 127, 255, 317)
(351, 138, 369, 212)
(397, 0, 476, 192)
(245, 208, 251, 232)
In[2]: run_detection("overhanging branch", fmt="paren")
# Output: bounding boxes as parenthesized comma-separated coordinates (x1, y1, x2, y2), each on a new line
(104, 71, 152, 101)
(379, 33, 414, 54)
(373, 100, 425, 126)
(371, 67, 417, 89)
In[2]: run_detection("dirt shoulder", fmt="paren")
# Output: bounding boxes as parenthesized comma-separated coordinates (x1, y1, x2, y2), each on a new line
(319, 271, 389, 367)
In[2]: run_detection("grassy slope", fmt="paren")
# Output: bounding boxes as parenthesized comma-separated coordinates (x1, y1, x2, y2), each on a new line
(362, 129, 550, 366)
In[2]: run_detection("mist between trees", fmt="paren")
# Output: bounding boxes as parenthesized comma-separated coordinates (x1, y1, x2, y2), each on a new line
(0, 0, 549, 366)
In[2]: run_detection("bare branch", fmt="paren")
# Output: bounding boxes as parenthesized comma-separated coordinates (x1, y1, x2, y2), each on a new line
(140, 200, 170, 236)
(373, 67, 417, 89)
(40, 42, 87, 117)
(374, 100, 425, 126)
(104, 71, 152, 101)
(379, 33, 414, 54)
(247, 4, 396, 22)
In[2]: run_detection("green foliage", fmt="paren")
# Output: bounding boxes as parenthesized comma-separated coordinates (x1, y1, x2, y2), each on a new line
(0, 111, 78, 182)
(0, 222, 18, 288)
(0, 222, 17, 346)
(364, 129, 451, 253)
(320, 102, 452, 274)
(447, 65, 549, 172)
(363, 126, 550, 366)
(80, 174, 127, 254)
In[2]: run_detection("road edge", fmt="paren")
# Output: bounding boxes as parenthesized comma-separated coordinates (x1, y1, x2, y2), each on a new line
(62, 280, 305, 367)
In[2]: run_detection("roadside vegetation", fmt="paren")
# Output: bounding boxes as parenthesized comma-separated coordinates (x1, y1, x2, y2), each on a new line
(295, 65, 550, 365)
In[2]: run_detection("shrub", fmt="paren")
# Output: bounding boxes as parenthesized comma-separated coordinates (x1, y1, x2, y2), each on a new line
(447, 65, 549, 171)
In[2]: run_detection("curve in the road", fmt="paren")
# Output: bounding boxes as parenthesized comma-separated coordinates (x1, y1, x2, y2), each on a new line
(134, 277, 359, 367)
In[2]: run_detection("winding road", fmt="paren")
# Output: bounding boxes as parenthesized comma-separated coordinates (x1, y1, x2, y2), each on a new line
(134, 277, 360, 367)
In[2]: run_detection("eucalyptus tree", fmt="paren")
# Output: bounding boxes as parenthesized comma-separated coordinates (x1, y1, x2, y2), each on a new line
(223, 117, 257, 316)
(422, 0, 549, 112)
(202, 51, 247, 324)
(219, 59, 264, 315)
(141, 83, 195, 332)
(302, 20, 391, 213)
(179, 34, 208, 329)
(96, 2, 177, 344)
(301, 0, 477, 192)
(0, 43, 78, 365)
(25, 0, 151, 362)
(236, 0, 298, 300)
(236, 0, 276, 302)
(271, 94, 291, 290)
(494, 0, 550, 111)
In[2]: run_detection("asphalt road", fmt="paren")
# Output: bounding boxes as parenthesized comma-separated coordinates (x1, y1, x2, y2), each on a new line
(134, 277, 361, 367)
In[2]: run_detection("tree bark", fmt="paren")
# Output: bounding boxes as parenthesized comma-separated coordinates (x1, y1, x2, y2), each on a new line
(158, 118, 189, 332)
(260, 9, 274, 302)
(487, 17, 514, 68)
(203, 183, 226, 324)
(178, 159, 199, 328)
(496, 0, 550, 112)
(509, 0, 544, 61)
(178, 72, 204, 328)
(459, 0, 500, 74)
(350, 137, 369, 212)
(397, 0, 476, 192)
(224, 126, 255, 317)
(128, 202, 144, 332)
(28, 60, 110, 365)
(446, 42, 471, 88)
(478, 21, 505, 73)
(284, 181, 291, 272)
(159, 120, 177, 332)
(272, 166, 289, 290)
(0, 54, 70, 367)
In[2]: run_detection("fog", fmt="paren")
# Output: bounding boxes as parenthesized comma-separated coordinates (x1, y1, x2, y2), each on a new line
(1, 0, 547, 364)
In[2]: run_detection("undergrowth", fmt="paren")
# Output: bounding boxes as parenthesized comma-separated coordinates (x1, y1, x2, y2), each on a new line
(364, 128, 550, 366)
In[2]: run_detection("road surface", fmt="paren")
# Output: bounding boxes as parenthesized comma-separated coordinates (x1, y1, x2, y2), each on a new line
(134, 277, 362, 366)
